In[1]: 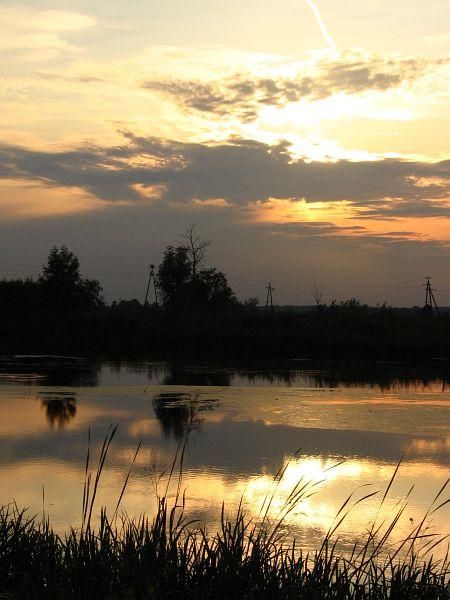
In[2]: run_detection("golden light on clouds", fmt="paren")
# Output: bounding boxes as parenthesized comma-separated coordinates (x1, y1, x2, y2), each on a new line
(0, 1, 449, 302)
(242, 198, 354, 225)
(0, 180, 105, 220)
(0, 7, 96, 61)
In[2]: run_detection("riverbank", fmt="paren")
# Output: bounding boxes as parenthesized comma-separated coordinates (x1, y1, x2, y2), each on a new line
(1, 490, 448, 599)
(2, 302, 450, 362)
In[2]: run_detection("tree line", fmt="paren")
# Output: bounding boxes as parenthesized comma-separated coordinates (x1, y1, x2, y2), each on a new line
(1, 229, 450, 361)
(0, 228, 241, 314)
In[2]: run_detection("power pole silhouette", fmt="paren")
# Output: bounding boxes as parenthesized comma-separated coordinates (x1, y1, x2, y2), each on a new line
(265, 282, 275, 314)
(423, 276, 439, 314)
(144, 264, 159, 306)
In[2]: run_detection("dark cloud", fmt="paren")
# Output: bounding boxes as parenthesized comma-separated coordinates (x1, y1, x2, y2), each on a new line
(261, 221, 434, 247)
(143, 53, 432, 120)
(0, 194, 448, 305)
(1, 134, 450, 221)
(265, 220, 367, 236)
(352, 198, 450, 220)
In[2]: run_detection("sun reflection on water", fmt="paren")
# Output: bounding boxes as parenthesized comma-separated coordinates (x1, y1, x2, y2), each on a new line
(0, 371, 448, 560)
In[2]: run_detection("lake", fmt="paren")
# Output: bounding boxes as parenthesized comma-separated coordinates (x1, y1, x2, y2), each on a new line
(0, 356, 448, 558)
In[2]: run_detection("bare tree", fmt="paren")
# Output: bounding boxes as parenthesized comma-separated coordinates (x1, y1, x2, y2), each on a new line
(311, 282, 324, 307)
(181, 225, 210, 278)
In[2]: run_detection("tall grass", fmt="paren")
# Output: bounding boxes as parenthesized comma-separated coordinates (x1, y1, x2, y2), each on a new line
(0, 426, 448, 599)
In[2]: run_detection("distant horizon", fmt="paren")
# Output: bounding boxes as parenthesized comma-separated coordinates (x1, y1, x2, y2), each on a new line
(2, 248, 449, 309)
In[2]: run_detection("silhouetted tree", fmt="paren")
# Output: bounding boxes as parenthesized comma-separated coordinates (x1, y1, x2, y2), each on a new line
(193, 268, 236, 308)
(311, 283, 324, 307)
(157, 246, 191, 309)
(157, 232, 236, 311)
(181, 225, 210, 278)
(39, 245, 103, 310)
(40, 246, 80, 288)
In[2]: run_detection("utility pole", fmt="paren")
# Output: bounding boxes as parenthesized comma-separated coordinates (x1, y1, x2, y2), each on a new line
(144, 264, 159, 306)
(265, 282, 275, 314)
(423, 276, 439, 314)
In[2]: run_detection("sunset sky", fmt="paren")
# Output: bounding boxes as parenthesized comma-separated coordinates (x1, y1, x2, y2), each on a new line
(1, 0, 450, 305)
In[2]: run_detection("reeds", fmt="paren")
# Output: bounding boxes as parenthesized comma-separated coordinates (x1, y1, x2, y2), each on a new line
(0, 428, 448, 599)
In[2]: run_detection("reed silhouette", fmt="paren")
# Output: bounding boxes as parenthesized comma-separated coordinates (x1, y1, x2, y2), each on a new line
(0, 426, 448, 599)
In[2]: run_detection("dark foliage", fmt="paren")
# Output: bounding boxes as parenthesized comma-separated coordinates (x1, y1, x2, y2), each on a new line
(0, 504, 448, 600)
(1, 246, 450, 361)
(156, 243, 236, 312)
(39, 245, 103, 311)
(2, 280, 450, 361)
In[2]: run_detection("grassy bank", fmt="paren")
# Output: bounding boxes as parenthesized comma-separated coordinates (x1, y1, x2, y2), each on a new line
(0, 428, 449, 599)
(0, 502, 448, 599)
(2, 301, 450, 362)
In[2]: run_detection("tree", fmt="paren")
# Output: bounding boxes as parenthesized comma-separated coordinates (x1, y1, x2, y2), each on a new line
(156, 230, 236, 311)
(311, 283, 324, 307)
(194, 268, 236, 308)
(156, 246, 191, 309)
(40, 246, 80, 289)
(39, 245, 103, 310)
(181, 225, 210, 278)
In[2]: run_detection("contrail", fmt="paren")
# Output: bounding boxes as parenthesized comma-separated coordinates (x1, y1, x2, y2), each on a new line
(305, 0, 336, 49)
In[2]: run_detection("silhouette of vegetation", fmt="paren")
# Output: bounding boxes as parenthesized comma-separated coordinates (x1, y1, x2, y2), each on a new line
(1, 241, 450, 362)
(157, 227, 236, 312)
(39, 245, 103, 310)
(161, 363, 232, 386)
(0, 430, 448, 599)
(3, 356, 445, 391)
(181, 224, 210, 277)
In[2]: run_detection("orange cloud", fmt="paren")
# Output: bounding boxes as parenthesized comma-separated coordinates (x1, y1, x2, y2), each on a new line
(0, 179, 105, 220)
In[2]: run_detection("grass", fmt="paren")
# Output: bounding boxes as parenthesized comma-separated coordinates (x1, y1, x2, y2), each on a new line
(0, 424, 448, 599)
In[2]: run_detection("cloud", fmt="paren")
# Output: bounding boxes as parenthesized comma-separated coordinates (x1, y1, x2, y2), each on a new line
(352, 197, 450, 220)
(0, 133, 449, 224)
(143, 51, 432, 121)
(0, 8, 96, 61)
(264, 220, 368, 238)
(262, 221, 433, 246)
(33, 71, 104, 84)
(0, 178, 104, 220)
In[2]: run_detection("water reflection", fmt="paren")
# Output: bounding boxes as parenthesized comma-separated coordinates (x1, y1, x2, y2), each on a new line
(301, 362, 450, 392)
(39, 393, 77, 429)
(161, 364, 232, 386)
(0, 355, 99, 387)
(153, 393, 193, 440)
(1, 355, 449, 390)
(162, 360, 450, 390)
(0, 360, 448, 560)
(153, 393, 219, 440)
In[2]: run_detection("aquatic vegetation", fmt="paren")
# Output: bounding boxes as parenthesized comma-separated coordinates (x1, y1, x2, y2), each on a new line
(0, 427, 448, 599)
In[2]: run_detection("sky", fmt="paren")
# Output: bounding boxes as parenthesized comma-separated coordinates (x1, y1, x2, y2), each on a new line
(1, 0, 450, 305)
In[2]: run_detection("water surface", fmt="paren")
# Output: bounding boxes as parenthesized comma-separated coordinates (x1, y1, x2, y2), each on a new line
(0, 357, 448, 557)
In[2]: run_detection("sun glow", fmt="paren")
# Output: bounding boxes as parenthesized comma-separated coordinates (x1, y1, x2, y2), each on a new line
(243, 198, 356, 225)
